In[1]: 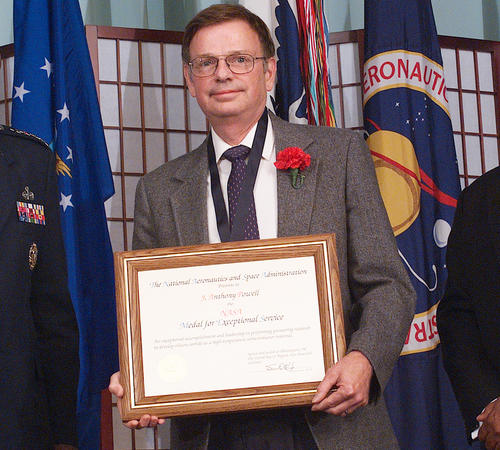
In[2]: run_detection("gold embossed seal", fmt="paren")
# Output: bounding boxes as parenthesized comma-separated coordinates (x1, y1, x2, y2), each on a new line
(29, 243, 38, 270)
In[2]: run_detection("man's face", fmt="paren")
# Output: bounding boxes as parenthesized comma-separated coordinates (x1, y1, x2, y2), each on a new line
(184, 20, 276, 127)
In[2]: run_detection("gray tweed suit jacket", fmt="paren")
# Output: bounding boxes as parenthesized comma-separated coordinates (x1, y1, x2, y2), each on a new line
(133, 113, 416, 449)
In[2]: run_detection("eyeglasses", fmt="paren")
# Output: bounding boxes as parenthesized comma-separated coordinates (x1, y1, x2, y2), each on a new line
(188, 54, 267, 77)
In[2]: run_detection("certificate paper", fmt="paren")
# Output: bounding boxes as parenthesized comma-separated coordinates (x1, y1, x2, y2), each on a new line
(115, 235, 345, 420)
(139, 256, 324, 396)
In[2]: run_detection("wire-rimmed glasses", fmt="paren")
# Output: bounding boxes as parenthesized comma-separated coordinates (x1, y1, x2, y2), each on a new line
(188, 54, 267, 77)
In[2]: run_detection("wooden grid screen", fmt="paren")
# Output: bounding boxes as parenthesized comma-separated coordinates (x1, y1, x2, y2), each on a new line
(88, 26, 195, 450)
(0, 44, 14, 127)
(328, 31, 364, 131)
(88, 26, 209, 255)
(440, 36, 500, 187)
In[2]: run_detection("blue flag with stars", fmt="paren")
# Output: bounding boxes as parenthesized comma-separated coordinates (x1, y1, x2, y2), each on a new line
(363, 0, 469, 448)
(12, 1, 118, 448)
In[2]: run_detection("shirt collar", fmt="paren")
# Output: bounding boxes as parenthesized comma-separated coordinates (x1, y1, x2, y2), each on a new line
(210, 113, 274, 163)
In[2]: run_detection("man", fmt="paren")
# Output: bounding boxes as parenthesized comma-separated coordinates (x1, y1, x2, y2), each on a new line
(110, 4, 415, 448)
(437, 166, 500, 450)
(0, 125, 79, 448)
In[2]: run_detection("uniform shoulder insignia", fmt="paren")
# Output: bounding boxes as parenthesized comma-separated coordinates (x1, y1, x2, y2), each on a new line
(0, 124, 50, 149)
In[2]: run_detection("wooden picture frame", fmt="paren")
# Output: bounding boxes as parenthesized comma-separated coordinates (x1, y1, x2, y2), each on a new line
(114, 234, 345, 421)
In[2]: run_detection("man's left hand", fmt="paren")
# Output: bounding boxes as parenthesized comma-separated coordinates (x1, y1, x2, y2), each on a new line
(478, 399, 500, 450)
(311, 350, 373, 416)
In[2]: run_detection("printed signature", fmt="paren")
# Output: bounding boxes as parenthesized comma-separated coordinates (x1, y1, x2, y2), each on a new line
(265, 362, 296, 372)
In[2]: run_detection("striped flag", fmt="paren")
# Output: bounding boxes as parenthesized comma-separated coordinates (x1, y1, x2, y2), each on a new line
(363, 1, 469, 448)
(295, 0, 336, 126)
(240, 0, 335, 126)
(12, 1, 119, 448)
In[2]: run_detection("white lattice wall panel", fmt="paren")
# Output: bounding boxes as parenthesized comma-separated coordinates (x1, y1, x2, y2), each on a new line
(442, 46, 499, 188)
(328, 39, 363, 130)
(95, 31, 205, 449)
(0, 54, 14, 125)
(97, 35, 208, 255)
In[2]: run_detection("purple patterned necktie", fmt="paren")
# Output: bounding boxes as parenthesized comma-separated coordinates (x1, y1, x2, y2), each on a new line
(223, 145, 260, 240)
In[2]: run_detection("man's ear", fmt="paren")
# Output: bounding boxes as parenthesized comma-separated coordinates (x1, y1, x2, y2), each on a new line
(265, 57, 277, 92)
(184, 64, 196, 98)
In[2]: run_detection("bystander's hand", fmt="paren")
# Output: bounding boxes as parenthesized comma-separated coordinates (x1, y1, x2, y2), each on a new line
(478, 399, 500, 450)
(311, 351, 373, 416)
(108, 371, 166, 429)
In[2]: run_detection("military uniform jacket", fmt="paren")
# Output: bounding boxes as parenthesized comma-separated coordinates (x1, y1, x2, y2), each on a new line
(0, 126, 79, 448)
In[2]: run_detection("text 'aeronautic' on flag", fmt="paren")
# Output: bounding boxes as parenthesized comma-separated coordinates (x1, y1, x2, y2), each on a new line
(363, 50, 449, 114)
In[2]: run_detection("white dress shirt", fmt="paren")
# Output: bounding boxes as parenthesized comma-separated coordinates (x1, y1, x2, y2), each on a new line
(207, 117, 278, 243)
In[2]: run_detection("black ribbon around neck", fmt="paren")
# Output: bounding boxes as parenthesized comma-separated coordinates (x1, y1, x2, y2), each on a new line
(207, 108, 268, 242)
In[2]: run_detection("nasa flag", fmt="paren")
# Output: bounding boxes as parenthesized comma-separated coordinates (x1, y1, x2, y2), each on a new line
(363, 1, 469, 448)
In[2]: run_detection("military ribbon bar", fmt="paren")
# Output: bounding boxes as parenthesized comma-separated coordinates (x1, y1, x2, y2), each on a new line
(17, 201, 46, 225)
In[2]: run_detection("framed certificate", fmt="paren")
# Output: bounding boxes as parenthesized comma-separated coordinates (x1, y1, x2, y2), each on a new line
(114, 234, 345, 421)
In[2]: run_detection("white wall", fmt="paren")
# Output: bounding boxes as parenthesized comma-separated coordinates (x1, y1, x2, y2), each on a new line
(1, 0, 13, 47)
(1, 0, 499, 47)
(325, 0, 499, 40)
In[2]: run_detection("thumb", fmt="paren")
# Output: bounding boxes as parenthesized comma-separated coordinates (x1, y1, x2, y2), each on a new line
(109, 371, 124, 398)
(312, 364, 340, 403)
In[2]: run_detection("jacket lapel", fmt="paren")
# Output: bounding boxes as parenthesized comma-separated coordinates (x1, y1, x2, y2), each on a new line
(169, 143, 209, 246)
(271, 114, 319, 238)
(168, 116, 322, 244)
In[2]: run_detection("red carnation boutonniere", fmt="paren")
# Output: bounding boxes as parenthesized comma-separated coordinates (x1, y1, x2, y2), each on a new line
(274, 147, 311, 189)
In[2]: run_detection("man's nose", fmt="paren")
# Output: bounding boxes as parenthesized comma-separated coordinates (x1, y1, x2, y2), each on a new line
(214, 57, 232, 79)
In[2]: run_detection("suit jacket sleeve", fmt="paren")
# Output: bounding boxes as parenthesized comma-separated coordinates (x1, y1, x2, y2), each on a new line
(133, 176, 160, 250)
(30, 148, 79, 445)
(342, 132, 416, 395)
(437, 187, 500, 436)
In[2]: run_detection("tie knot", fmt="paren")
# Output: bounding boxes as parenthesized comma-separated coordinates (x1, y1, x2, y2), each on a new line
(223, 145, 250, 163)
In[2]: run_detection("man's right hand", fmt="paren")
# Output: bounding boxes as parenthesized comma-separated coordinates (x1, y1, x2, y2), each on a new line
(108, 371, 166, 429)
